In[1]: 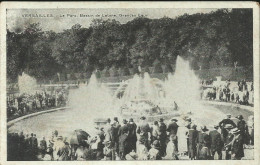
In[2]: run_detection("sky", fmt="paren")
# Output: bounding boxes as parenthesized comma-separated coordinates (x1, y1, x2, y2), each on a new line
(7, 8, 217, 32)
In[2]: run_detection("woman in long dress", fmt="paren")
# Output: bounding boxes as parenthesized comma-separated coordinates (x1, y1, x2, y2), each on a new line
(177, 119, 189, 156)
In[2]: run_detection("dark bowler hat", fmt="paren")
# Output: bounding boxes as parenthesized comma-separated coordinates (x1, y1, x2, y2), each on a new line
(114, 117, 118, 121)
(159, 118, 164, 122)
(129, 118, 134, 122)
(140, 116, 146, 120)
(201, 126, 209, 132)
(236, 115, 244, 120)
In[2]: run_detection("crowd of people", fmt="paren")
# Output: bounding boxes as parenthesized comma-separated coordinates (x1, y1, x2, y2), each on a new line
(7, 88, 68, 120)
(7, 113, 254, 161)
(201, 79, 254, 106)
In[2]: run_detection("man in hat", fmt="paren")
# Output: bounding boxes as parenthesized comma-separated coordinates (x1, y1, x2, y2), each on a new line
(39, 137, 47, 158)
(18, 132, 25, 160)
(118, 123, 129, 160)
(137, 116, 151, 150)
(148, 140, 162, 160)
(118, 119, 129, 137)
(188, 124, 198, 160)
(97, 127, 105, 143)
(127, 118, 137, 152)
(223, 124, 234, 160)
(104, 122, 116, 160)
(196, 126, 210, 160)
(219, 114, 236, 142)
(113, 117, 121, 155)
(31, 134, 38, 158)
(209, 125, 223, 160)
(185, 117, 192, 154)
(167, 118, 179, 137)
(231, 128, 244, 160)
(167, 118, 179, 151)
(151, 121, 160, 143)
(159, 118, 167, 156)
(236, 115, 248, 144)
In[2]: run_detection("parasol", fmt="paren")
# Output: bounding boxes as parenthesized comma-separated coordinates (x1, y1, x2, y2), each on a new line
(70, 129, 90, 146)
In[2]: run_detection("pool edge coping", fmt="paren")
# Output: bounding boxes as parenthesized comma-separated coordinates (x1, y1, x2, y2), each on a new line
(7, 107, 69, 128)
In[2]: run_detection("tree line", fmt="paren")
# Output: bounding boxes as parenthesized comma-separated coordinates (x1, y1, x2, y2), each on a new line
(7, 9, 253, 82)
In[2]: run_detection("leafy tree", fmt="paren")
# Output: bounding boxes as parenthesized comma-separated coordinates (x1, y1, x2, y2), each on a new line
(6, 9, 253, 82)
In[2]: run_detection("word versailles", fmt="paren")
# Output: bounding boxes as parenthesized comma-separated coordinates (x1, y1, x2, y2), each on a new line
(22, 14, 54, 18)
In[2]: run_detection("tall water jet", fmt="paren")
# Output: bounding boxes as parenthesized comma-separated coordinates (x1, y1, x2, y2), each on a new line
(164, 56, 201, 114)
(143, 72, 161, 103)
(18, 72, 37, 94)
(68, 73, 116, 119)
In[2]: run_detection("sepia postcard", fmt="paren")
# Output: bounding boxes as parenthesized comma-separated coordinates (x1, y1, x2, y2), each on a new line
(0, 2, 259, 165)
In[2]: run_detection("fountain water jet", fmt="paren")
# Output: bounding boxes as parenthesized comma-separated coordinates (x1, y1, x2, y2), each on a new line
(164, 56, 201, 114)
(68, 74, 117, 119)
(18, 72, 37, 94)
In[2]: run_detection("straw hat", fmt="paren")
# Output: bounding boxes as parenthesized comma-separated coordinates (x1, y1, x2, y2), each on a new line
(224, 124, 234, 129)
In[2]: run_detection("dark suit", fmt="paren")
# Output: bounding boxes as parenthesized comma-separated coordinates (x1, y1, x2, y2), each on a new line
(209, 130, 223, 160)
(118, 124, 129, 137)
(106, 127, 116, 146)
(113, 122, 121, 154)
(231, 134, 244, 160)
(159, 122, 167, 156)
(40, 139, 47, 157)
(188, 129, 198, 159)
(119, 134, 128, 160)
(167, 122, 179, 136)
(127, 123, 137, 152)
(167, 122, 179, 152)
(237, 120, 247, 144)
(137, 122, 150, 136)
